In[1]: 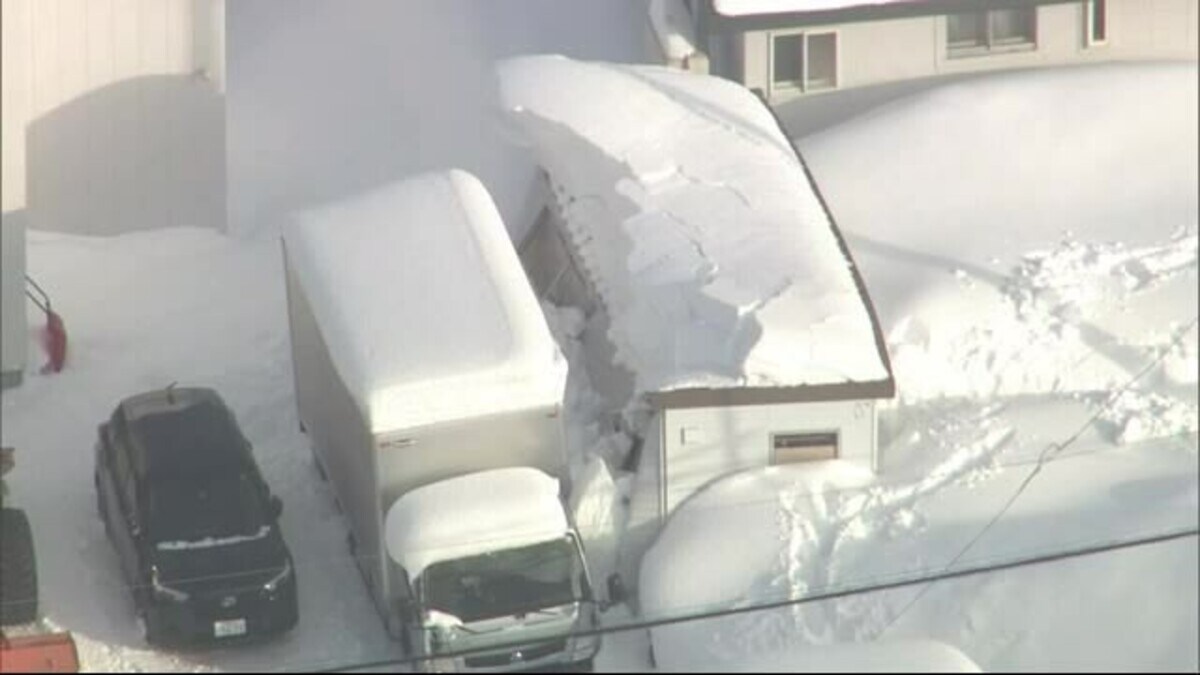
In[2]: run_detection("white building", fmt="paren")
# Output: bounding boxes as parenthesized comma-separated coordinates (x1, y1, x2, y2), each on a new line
(681, 0, 1199, 102)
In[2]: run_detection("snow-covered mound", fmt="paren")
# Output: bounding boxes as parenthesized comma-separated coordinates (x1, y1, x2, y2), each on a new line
(498, 56, 890, 394)
(283, 170, 566, 433)
(698, 639, 982, 672)
(797, 62, 1199, 403)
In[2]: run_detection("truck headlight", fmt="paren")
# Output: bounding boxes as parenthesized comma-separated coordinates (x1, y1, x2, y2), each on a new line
(263, 559, 293, 594)
(150, 567, 189, 603)
(570, 632, 601, 661)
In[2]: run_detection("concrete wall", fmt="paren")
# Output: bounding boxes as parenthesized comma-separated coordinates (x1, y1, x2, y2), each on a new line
(662, 399, 877, 514)
(738, 0, 1199, 101)
(1, 0, 226, 235)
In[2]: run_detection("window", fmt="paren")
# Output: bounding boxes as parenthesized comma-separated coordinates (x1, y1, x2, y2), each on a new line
(771, 31, 838, 93)
(771, 431, 839, 465)
(1086, 0, 1107, 45)
(947, 8, 1036, 57)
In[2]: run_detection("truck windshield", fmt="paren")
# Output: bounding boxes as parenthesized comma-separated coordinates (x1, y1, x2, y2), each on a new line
(422, 536, 582, 623)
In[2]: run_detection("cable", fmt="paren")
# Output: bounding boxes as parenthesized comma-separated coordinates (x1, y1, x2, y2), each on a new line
(320, 526, 1198, 672)
(875, 315, 1200, 637)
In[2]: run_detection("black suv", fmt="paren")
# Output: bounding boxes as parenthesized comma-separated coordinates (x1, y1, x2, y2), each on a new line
(94, 386, 298, 646)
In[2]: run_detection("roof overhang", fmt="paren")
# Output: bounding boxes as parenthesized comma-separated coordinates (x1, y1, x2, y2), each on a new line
(705, 0, 1077, 32)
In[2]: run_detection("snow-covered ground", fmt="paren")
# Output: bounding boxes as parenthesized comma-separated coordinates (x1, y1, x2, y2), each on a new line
(1, 52, 1195, 675)
(630, 61, 1198, 671)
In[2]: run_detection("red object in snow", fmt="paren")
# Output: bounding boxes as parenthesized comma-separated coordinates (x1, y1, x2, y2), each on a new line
(25, 276, 67, 374)
(42, 310, 67, 374)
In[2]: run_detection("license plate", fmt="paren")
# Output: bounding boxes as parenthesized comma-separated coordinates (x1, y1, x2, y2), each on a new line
(214, 618, 247, 638)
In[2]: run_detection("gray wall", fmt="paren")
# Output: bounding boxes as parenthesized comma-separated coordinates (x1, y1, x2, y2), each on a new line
(663, 399, 877, 514)
(225, 0, 657, 241)
(738, 0, 1199, 101)
(1, 0, 226, 235)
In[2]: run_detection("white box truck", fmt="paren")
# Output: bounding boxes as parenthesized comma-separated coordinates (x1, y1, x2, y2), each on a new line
(282, 170, 600, 672)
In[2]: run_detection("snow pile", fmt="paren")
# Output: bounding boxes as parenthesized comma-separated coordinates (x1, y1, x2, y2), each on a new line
(649, 0, 698, 62)
(713, 0, 918, 16)
(691, 640, 982, 672)
(384, 467, 569, 579)
(283, 170, 566, 433)
(498, 56, 889, 395)
(797, 63, 1199, 403)
(157, 525, 271, 552)
(639, 400, 1197, 671)
(1099, 388, 1199, 446)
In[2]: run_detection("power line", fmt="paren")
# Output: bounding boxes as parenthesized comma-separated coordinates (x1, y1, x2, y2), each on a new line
(875, 315, 1200, 637)
(321, 526, 1198, 673)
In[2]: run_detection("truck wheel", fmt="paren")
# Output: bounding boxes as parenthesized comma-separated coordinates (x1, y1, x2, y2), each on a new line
(0, 508, 39, 625)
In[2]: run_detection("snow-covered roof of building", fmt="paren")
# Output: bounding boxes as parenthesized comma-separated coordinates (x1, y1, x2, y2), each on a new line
(498, 56, 892, 398)
(712, 0, 923, 17)
(383, 467, 570, 579)
(283, 169, 567, 433)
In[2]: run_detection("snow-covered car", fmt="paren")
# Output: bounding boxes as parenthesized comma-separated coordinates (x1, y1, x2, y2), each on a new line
(93, 386, 298, 646)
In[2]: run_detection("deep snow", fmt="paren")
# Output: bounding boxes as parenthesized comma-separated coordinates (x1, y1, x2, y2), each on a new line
(632, 61, 1199, 671)
(498, 56, 889, 394)
(0, 54, 1195, 675)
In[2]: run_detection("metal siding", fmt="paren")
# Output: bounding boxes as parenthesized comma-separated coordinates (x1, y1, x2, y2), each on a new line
(663, 399, 876, 514)
(283, 248, 391, 627)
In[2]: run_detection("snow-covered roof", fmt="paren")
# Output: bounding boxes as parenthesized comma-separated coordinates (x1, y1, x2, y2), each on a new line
(498, 57, 891, 396)
(383, 467, 570, 579)
(713, 0, 921, 17)
(283, 170, 567, 433)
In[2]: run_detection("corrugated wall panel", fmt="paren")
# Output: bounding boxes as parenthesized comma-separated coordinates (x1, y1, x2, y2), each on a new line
(1, 0, 225, 234)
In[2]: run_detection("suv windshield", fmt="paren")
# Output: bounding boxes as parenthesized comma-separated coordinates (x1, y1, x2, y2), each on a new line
(422, 536, 582, 623)
(148, 470, 269, 546)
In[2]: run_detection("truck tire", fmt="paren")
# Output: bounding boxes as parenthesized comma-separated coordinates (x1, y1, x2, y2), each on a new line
(0, 507, 39, 625)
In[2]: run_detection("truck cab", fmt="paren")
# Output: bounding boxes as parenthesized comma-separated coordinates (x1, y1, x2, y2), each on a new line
(385, 468, 600, 672)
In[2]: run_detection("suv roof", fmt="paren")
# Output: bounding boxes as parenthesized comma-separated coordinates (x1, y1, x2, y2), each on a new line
(118, 387, 249, 481)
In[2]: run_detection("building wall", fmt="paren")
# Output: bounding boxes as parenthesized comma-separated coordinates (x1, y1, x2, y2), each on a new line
(0, 0, 225, 235)
(225, 0, 654, 240)
(739, 0, 1199, 102)
(662, 398, 877, 514)
(1, 214, 26, 387)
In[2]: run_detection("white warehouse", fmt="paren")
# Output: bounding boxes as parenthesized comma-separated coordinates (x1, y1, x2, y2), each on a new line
(498, 56, 896, 581)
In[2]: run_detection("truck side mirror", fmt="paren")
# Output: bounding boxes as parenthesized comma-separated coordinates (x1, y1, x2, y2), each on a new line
(269, 496, 283, 520)
(606, 574, 627, 608)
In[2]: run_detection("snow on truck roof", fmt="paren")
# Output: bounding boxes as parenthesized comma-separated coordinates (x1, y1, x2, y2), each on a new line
(384, 467, 569, 579)
(498, 57, 891, 396)
(283, 170, 567, 433)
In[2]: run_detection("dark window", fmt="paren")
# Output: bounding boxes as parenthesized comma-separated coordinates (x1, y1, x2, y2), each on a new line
(947, 11, 988, 49)
(772, 32, 839, 93)
(772, 432, 839, 464)
(1090, 0, 1107, 43)
(990, 8, 1036, 45)
(947, 8, 1036, 56)
(772, 33, 804, 87)
(806, 33, 838, 90)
